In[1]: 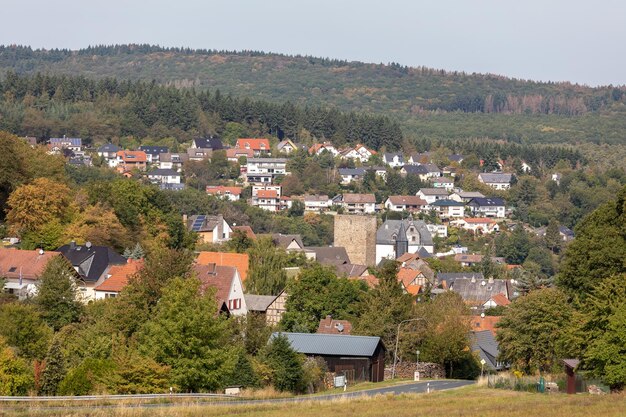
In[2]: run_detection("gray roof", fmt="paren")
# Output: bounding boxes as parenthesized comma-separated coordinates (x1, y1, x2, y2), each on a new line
(448, 154, 464, 162)
(148, 168, 180, 177)
(97, 143, 120, 152)
(271, 332, 384, 357)
(139, 145, 169, 156)
(160, 153, 189, 163)
(437, 272, 484, 286)
(272, 234, 304, 250)
(479, 173, 512, 183)
(160, 183, 185, 191)
(377, 219, 433, 246)
(403, 165, 429, 175)
(383, 153, 404, 162)
(306, 246, 351, 266)
(469, 197, 506, 207)
(418, 188, 449, 196)
(471, 330, 501, 371)
(431, 199, 464, 207)
(245, 294, 278, 312)
(450, 277, 509, 304)
(338, 168, 366, 176)
(455, 191, 485, 199)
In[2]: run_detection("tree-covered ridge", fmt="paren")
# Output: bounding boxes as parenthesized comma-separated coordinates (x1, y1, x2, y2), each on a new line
(1, 44, 624, 117)
(0, 72, 403, 149)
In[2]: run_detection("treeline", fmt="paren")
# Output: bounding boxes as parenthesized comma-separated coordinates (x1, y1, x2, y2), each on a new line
(0, 72, 403, 149)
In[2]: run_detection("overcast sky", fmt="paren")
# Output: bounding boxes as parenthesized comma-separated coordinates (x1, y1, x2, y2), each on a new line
(2, 0, 624, 86)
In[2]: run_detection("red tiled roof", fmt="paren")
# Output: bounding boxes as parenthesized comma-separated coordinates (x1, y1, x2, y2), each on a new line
(257, 190, 278, 198)
(464, 218, 495, 224)
(236, 138, 270, 151)
(387, 195, 428, 206)
(196, 252, 249, 281)
(396, 252, 420, 263)
(206, 185, 242, 196)
(94, 259, 143, 293)
(317, 315, 353, 335)
(193, 263, 237, 307)
(0, 249, 61, 280)
(397, 267, 421, 288)
(342, 193, 376, 204)
(117, 150, 147, 163)
(232, 226, 256, 240)
(226, 148, 254, 158)
(349, 274, 379, 289)
(490, 293, 511, 306)
(471, 315, 502, 336)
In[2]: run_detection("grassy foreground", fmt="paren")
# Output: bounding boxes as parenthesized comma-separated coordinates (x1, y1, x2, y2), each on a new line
(1, 386, 624, 417)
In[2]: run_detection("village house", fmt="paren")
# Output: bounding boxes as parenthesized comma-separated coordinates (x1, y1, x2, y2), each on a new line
(56, 242, 127, 301)
(112, 150, 148, 171)
(302, 194, 332, 212)
(271, 234, 305, 253)
(376, 219, 434, 264)
(384, 195, 428, 213)
(159, 152, 189, 171)
(383, 152, 404, 168)
(236, 138, 271, 156)
(272, 333, 386, 382)
(244, 292, 287, 325)
(448, 154, 464, 164)
(453, 218, 500, 234)
(333, 193, 376, 214)
(309, 142, 338, 156)
(187, 147, 212, 161)
(276, 139, 297, 154)
(426, 223, 448, 238)
(251, 186, 290, 212)
(449, 191, 485, 203)
(416, 188, 449, 204)
(138, 145, 169, 163)
(246, 158, 288, 184)
(429, 176, 455, 190)
(317, 315, 353, 335)
(192, 137, 224, 150)
(146, 168, 181, 185)
(93, 259, 143, 300)
(397, 267, 428, 296)
(338, 167, 366, 185)
(226, 148, 254, 162)
(194, 263, 247, 316)
(186, 214, 233, 244)
(406, 152, 431, 165)
(454, 254, 506, 268)
(49, 137, 82, 152)
(430, 199, 465, 219)
(368, 166, 388, 181)
(205, 185, 242, 201)
(0, 248, 64, 299)
(196, 251, 249, 281)
(467, 197, 506, 218)
(478, 173, 513, 190)
(471, 330, 507, 372)
(402, 164, 441, 181)
(97, 143, 121, 161)
(448, 276, 512, 310)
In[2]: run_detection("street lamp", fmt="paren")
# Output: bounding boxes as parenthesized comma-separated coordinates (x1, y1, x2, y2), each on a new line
(392, 318, 425, 379)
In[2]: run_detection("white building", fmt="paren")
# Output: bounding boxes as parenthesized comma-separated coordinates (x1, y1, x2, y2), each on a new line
(452, 218, 500, 234)
(467, 198, 506, 218)
(333, 193, 376, 214)
(416, 188, 449, 204)
(246, 158, 288, 184)
(431, 199, 465, 219)
(383, 152, 404, 168)
(375, 219, 434, 265)
(146, 168, 181, 184)
(449, 191, 485, 203)
(384, 195, 428, 213)
(478, 173, 513, 190)
(303, 195, 332, 212)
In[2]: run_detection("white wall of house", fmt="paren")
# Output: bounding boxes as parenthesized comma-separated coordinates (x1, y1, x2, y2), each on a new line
(227, 270, 248, 316)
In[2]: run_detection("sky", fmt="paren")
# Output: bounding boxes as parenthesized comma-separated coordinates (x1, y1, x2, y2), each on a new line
(1, 0, 624, 86)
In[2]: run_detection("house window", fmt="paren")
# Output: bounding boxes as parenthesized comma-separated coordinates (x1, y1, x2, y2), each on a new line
(8, 267, 17, 273)
(412, 236, 416, 242)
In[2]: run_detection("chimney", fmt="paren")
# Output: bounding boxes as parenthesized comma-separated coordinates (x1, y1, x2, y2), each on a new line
(488, 277, 494, 284)
(70, 241, 76, 250)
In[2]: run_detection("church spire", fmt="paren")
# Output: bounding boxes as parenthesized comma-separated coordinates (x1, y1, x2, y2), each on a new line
(395, 221, 409, 259)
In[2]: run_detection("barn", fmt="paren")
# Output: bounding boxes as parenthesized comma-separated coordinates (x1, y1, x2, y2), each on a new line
(271, 332, 386, 382)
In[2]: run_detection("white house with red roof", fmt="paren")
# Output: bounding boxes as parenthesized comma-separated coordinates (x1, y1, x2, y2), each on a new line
(193, 263, 247, 316)
(453, 218, 500, 234)
(236, 138, 271, 156)
(206, 185, 242, 201)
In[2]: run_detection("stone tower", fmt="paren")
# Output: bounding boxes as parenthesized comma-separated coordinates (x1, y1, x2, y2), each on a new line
(333, 214, 377, 266)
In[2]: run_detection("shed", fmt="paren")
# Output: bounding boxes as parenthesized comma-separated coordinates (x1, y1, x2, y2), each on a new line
(563, 359, 580, 394)
(271, 332, 386, 382)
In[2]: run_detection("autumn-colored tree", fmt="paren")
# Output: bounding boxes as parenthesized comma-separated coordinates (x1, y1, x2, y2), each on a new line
(6, 178, 75, 236)
(63, 204, 131, 252)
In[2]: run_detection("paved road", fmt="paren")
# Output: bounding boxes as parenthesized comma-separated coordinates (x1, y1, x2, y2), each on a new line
(0, 380, 475, 411)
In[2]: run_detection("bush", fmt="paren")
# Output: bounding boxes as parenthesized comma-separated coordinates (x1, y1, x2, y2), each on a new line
(58, 358, 116, 395)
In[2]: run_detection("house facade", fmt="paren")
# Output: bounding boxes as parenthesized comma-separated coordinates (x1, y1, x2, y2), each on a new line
(187, 214, 233, 244)
(206, 185, 242, 201)
(375, 219, 434, 264)
(468, 197, 506, 218)
(478, 173, 513, 190)
(384, 195, 428, 212)
(416, 188, 449, 204)
(236, 138, 271, 156)
(334, 193, 376, 214)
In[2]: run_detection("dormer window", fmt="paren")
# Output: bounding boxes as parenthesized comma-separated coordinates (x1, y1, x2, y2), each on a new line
(8, 267, 17, 273)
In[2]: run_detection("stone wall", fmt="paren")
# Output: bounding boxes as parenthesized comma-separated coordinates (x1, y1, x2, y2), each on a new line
(334, 214, 377, 266)
(384, 362, 445, 380)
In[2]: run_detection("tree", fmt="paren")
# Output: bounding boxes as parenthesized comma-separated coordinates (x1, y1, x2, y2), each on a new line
(0, 337, 34, 395)
(281, 265, 365, 333)
(511, 267, 551, 296)
(496, 288, 574, 374)
(0, 303, 52, 361)
(544, 218, 561, 253)
(139, 277, 236, 392)
(226, 229, 253, 253)
(6, 178, 75, 236)
(63, 204, 131, 252)
(35, 256, 84, 331)
(262, 334, 305, 393)
(352, 261, 412, 360)
(557, 187, 626, 296)
(288, 200, 305, 217)
(223, 350, 260, 389)
(496, 227, 531, 265)
(246, 237, 288, 296)
(39, 338, 66, 395)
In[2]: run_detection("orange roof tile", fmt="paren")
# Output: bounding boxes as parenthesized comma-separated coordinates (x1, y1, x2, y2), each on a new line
(464, 218, 495, 224)
(94, 259, 143, 293)
(470, 315, 502, 336)
(226, 148, 254, 158)
(397, 267, 421, 288)
(236, 138, 270, 151)
(117, 150, 147, 163)
(317, 315, 353, 334)
(405, 284, 422, 296)
(196, 252, 249, 281)
(206, 185, 242, 196)
(0, 248, 61, 280)
(490, 293, 511, 306)
(257, 190, 278, 198)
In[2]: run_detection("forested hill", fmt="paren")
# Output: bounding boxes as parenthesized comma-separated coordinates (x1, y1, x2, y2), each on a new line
(1, 45, 623, 117)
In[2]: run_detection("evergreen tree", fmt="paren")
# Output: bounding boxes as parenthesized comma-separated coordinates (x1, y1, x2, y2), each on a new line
(39, 338, 66, 395)
(35, 256, 83, 331)
(544, 219, 562, 253)
(224, 351, 260, 389)
(246, 237, 288, 296)
(512, 268, 552, 295)
(263, 334, 305, 393)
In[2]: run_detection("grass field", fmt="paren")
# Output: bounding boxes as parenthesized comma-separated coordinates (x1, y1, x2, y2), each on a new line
(1, 386, 624, 417)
